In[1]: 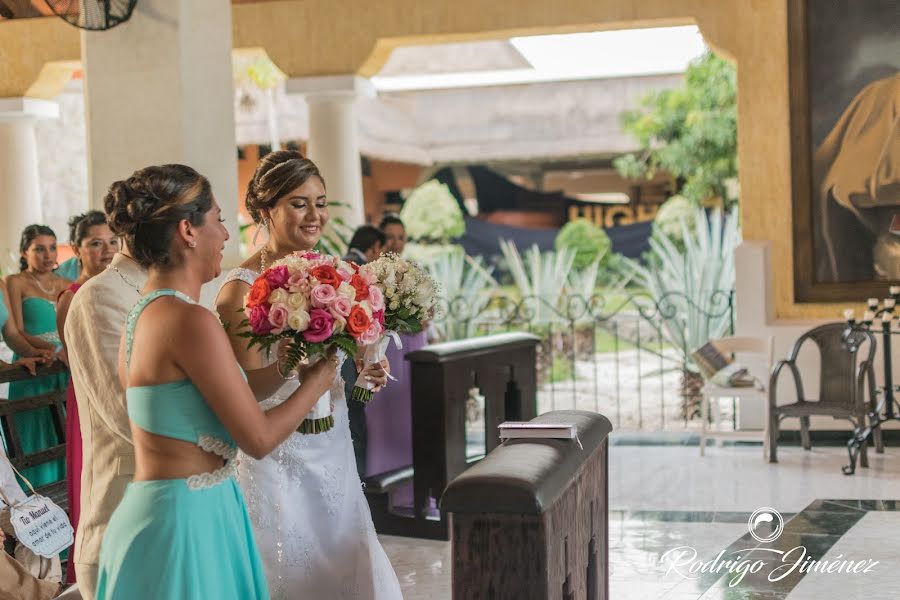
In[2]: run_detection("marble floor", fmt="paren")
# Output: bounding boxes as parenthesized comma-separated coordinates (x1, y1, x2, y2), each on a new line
(380, 443, 900, 599)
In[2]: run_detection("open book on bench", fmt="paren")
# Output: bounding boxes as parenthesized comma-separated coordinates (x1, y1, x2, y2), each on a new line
(691, 341, 757, 388)
(498, 422, 577, 440)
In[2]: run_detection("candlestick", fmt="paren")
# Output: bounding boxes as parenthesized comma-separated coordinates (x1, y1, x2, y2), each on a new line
(885, 298, 896, 309)
(863, 310, 876, 322)
(890, 286, 900, 296)
(868, 298, 879, 308)
(843, 308, 855, 320)
(884, 312, 894, 322)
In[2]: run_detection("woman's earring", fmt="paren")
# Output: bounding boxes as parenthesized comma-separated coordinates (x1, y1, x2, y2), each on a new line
(188, 240, 197, 248)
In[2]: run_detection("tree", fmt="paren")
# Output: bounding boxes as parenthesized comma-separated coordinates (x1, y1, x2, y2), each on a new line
(613, 51, 737, 206)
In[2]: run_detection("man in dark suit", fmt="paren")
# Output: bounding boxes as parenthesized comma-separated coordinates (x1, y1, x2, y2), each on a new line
(342, 225, 387, 478)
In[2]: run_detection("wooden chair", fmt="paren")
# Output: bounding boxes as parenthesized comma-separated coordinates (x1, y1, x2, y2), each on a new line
(699, 336, 774, 458)
(0, 361, 69, 509)
(767, 323, 877, 465)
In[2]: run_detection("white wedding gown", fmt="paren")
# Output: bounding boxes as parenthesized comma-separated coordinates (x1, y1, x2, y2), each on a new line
(221, 268, 403, 600)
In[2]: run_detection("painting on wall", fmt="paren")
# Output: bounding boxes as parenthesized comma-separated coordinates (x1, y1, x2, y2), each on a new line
(789, 0, 900, 302)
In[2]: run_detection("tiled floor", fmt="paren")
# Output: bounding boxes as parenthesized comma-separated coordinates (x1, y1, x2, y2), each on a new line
(380, 443, 900, 599)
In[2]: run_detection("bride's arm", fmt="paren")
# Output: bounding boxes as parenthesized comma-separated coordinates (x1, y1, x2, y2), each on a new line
(216, 279, 291, 401)
(172, 306, 337, 459)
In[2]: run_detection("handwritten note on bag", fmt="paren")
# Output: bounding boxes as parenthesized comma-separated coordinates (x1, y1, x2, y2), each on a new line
(10, 494, 74, 558)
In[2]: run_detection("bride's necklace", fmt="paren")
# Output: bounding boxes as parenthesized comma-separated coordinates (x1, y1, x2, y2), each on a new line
(27, 271, 57, 299)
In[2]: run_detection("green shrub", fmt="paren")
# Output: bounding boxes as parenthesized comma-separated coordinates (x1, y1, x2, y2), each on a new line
(653, 195, 697, 243)
(555, 218, 612, 270)
(400, 180, 465, 243)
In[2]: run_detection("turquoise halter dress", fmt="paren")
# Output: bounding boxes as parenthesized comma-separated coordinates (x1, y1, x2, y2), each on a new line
(96, 290, 269, 600)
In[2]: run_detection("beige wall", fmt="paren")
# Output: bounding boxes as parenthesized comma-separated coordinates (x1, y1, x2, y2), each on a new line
(2, 0, 846, 319)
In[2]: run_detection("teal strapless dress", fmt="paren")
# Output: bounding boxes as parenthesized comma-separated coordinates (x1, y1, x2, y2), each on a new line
(7, 296, 67, 488)
(96, 289, 269, 600)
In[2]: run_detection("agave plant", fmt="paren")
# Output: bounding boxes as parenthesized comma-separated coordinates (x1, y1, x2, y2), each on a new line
(622, 207, 739, 418)
(422, 249, 498, 341)
(499, 240, 575, 326)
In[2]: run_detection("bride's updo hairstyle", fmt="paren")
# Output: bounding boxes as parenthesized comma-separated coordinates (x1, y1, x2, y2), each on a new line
(104, 164, 213, 268)
(245, 150, 325, 224)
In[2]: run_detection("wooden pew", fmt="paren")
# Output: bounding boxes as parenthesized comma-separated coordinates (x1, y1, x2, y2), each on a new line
(441, 410, 612, 600)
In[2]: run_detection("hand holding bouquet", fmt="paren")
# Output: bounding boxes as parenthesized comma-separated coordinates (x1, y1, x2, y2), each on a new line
(351, 253, 439, 402)
(241, 251, 386, 433)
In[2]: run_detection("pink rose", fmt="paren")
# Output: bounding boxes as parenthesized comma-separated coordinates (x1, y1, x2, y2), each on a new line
(372, 309, 385, 326)
(265, 265, 290, 289)
(330, 296, 352, 318)
(301, 251, 320, 260)
(286, 272, 309, 293)
(303, 308, 335, 343)
(358, 321, 383, 345)
(311, 284, 337, 308)
(268, 303, 289, 334)
(368, 286, 385, 312)
(248, 304, 273, 335)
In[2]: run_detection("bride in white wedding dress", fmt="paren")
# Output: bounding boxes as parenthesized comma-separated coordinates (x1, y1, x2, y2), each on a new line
(216, 151, 403, 600)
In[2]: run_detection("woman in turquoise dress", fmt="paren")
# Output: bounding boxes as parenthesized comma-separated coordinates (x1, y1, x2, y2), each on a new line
(95, 164, 339, 600)
(0, 279, 51, 376)
(4, 225, 70, 488)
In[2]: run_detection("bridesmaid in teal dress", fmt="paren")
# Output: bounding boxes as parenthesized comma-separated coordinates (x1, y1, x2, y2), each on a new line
(94, 164, 339, 600)
(4, 225, 70, 488)
(0, 279, 50, 376)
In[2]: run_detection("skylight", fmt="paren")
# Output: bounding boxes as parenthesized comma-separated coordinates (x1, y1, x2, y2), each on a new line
(372, 25, 706, 92)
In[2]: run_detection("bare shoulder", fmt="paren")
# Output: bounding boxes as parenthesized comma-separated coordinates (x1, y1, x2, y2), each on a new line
(51, 272, 69, 290)
(173, 302, 227, 339)
(5, 272, 24, 291)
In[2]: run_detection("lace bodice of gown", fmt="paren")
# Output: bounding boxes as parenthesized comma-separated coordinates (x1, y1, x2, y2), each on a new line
(219, 267, 402, 600)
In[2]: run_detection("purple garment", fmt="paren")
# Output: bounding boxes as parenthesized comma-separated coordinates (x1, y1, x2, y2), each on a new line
(365, 331, 427, 495)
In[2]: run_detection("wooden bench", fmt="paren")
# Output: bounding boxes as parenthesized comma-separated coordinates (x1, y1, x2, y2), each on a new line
(441, 410, 612, 600)
(0, 361, 69, 510)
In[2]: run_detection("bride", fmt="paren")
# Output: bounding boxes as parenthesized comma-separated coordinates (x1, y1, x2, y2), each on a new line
(216, 151, 403, 599)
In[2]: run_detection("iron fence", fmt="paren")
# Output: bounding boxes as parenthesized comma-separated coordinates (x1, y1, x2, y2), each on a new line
(430, 289, 735, 431)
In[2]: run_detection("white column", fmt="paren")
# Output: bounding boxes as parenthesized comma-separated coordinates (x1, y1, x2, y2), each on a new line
(0, 98, 59, 273)
(287, 76, 373, 229)
(81, 0, 241, 266)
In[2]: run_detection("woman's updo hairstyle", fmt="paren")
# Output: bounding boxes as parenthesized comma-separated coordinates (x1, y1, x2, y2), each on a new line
(19, 224, 56, 272)
(245, 150, 324, 224)
(104, 164, 213, 268)
(69, 210, 108, 249)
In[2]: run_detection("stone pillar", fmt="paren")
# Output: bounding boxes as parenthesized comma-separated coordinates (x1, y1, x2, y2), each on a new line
(0, 98, 58, 273)
(81, 0, 240, 266)
(287, 75, 373, 229)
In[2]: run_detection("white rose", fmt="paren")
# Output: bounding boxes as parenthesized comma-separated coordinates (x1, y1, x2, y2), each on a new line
(332, 315, 347, 334)
(337, 281, 356, 300)
(389, 300, 399, 311)
(269, 288, 288, 305)
(359, 300, 373, 317)
(286, 292, 308, 312)
(287, 309, 310, 331)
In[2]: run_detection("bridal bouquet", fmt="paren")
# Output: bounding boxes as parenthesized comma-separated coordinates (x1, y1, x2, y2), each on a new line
(241, 251, 385, 433)
(350, 253, 438, 402)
